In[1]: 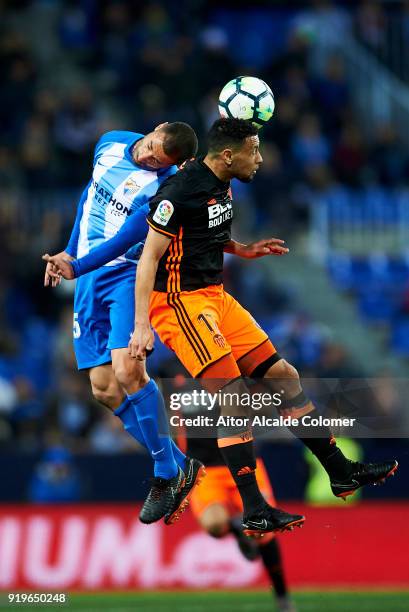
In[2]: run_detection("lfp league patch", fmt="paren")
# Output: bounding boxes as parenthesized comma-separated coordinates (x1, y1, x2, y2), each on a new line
(153, 200, 174, 226)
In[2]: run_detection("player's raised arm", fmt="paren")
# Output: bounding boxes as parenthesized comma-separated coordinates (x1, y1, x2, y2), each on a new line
(129, 228, 171, 360)
(223, 238, 289, 258)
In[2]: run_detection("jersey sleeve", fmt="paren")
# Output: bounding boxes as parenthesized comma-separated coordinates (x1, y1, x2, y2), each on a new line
(70, 203, 149, 278)
(147, 178, 182, 238)
(69, 165, 177, 277)
(65, 181, 91, 257)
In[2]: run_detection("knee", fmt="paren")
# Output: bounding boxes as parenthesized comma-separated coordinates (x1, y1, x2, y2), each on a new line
(91, 381, 122, 410)
(263, 359, 302, 403)
(265, 358, 299, 381)
(112, 355, 149, 391)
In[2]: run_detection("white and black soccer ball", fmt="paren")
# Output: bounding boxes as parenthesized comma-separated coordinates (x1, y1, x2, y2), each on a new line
(218, 76, 275, 128)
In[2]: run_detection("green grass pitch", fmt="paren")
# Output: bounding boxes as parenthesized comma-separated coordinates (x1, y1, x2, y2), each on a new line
(2, 591, 409, 612)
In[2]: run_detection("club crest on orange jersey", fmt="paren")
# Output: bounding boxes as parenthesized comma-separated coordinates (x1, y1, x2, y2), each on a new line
(213, 333, 226, 348)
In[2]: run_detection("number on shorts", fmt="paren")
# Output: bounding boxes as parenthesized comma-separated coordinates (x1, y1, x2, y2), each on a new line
(73, 312, 81, 339)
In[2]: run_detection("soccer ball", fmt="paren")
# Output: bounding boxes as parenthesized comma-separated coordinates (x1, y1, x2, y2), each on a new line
(218, 76, 275, 128)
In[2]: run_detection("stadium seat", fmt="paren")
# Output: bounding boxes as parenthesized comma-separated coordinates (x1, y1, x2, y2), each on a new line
(357, 290, 399, 323)
(391, 318, 409, 356)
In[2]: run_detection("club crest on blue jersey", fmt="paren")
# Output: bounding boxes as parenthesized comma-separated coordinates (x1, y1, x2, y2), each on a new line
(124, 177, 142, 196)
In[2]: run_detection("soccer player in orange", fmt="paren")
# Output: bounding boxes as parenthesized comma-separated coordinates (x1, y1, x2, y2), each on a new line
(184, 434, 296, 611)
(130, 118, 397, 536)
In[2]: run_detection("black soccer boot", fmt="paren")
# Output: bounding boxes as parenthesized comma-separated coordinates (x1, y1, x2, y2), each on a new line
(242, 504, 305, 539)
(164, 457, 206, 525)
(330, 459, 398, 499)
(139, 467, 185, 524)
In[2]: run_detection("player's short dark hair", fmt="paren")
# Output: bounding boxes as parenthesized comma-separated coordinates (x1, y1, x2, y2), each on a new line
(161, 122, 198, 165)
(207, 118, 258, 153)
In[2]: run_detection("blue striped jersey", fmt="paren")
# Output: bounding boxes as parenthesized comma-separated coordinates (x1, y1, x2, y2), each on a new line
(75, 130, 176, 266)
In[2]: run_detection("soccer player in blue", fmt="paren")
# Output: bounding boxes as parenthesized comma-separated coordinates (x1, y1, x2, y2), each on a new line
(43, 123, 206, 525)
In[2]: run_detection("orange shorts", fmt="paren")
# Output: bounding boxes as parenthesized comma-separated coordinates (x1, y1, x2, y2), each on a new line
(149, 285, 276, 377)
(190, 458, 276, 519)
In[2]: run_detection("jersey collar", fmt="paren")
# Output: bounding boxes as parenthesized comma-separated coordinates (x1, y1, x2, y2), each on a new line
(197, 156, 230, 188)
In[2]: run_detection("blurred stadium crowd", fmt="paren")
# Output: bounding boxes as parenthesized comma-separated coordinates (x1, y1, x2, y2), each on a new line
(0, 1, 407, 494)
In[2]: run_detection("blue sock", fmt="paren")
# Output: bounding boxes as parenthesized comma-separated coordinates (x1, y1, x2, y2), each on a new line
(114, 398, 146, 447)
(170, 438, 187, 471)
(127, 380, 180, 479)
(114, 397, 186, 470)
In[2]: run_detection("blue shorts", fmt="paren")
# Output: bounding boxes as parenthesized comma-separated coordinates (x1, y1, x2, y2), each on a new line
(73, 264, 135, 370)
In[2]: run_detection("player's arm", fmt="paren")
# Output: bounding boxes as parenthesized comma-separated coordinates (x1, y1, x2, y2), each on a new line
(43, 252, 75, 286)
(129, 228, 172, 360)
(223, 238, 289, 259)
(71, 207, 149, 276)
(43, 204, 150, 280)
(43, 182, 90, 286)
(129, 180, 180, 360)
(66, 181, 91, 257)
(42, 170, 176, 280)
(129, 176, 180, 359)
